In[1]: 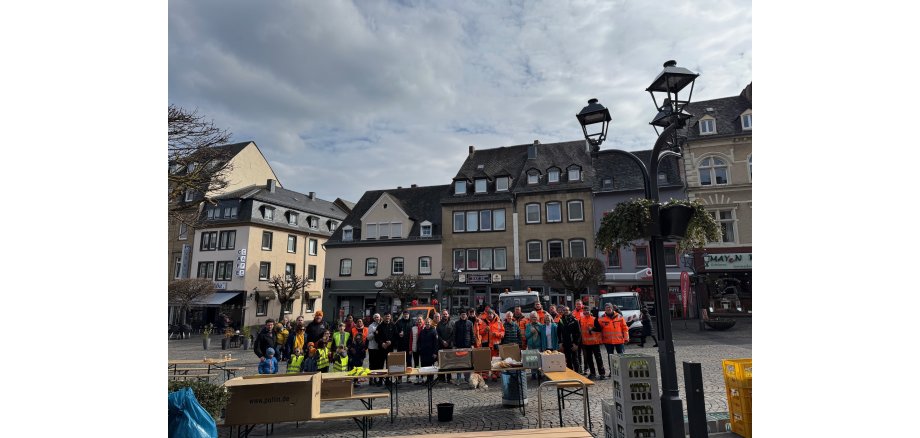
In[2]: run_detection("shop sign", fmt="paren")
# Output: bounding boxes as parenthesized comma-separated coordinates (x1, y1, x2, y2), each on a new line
(680, 271, 690, 316)
(703, 253, 752, 270)
(466, 273, 492, 285)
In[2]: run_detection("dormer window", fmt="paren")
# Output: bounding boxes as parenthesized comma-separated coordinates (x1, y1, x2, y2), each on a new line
(455, 180, 467, 195)
(658, 173, 668, 184)
(474, 178, 487, 193)
(601, 178, 613, 190)
(699, 117, 716, 135)
(307, 216, 319, 229)
(206, 207, 217, 220)
(286, 211, 298, 225)
(343, 225, 353, 241)
(547, 168, 560, 183)
(327, 220, 337, 231)
(184, 189, 195, 202)
(741, 112, 752, 130)
(420, 221, 432, 238)
(261, 206, 275, 221)
(568, 166, 581, 182)
(527, 171, 540, 185)
(496, 176, 510, 191)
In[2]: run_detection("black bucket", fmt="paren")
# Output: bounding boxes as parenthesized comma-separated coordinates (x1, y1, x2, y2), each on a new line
(437, 403, 454, 422)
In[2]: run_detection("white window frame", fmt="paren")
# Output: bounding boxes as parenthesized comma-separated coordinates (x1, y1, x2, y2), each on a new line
(601, 178, 613, 190)
(466, 249, 479, 270)
(218, 230, 236, 250)
(709, 209, 738, 244)
(307, 264, 317, 281)
(261, 231, 273, 250)
(419, 256, 432, 275)
(328, 221, 337, 231)
(567, 200, 584, 222)
(391, 257, 405, 275)
(699, 156, 730, 186)
(480, 249, 493, 270)
(741, 111, 752, 130)
(287, 212, 298, 225)
(496, 176, 510, 191)
(224, 206, 238, 218)
(635, 247, 649, 268)
(455, 180, 467, 195)
(453, 249, 465, 271)
(420, 221, 432, 237)
(259, 262, 271, 280)
(606, 249, 621, 268)
(340, 259, 352, 276)
(465, 211, 478, 232)
(184, 189, 194, 202)
(391, 222, 402, 238)
(285, 263, 296, 281)
(178, 223, 188, 240)
(308, 216, 318, 229)
(379, 223, 389, 239)
(525, 203, 541, 224)
(526, 241, 542, 262)
(343, 226, 354, 241)
(747, 154, 752, 182)
(699, 118, 716, 135)
(366, 258, 378, 276)
(493, 209, 506, 231)
(174, 257, 182, 279)
(569, 239, 587, 258)
(262, 206, 275, 221)
(287, 234, 297, 253)
(308, 238, 318, 256)
(453, 212, 465, 233)
(568, 167, 581, 181)
(546, 202, 562, 223)
(528, 173, 539, 185)
(366, 223, 378, 239)
(547, 240, 564, 259)
(547, 168, 560, 183)
(474, 179, 487, 193)
(479, 210, 492, 231)
(493, 248, 507, 270)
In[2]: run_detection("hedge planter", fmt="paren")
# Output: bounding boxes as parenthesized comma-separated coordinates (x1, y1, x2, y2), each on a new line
(704, 318, 736, 331)
(660, 204, 693, 240)
(202, 337, 211, 350)
(242, 337, 251, 350)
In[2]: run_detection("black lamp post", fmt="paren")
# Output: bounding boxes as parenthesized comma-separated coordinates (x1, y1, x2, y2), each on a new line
(577, 60, 698, 438)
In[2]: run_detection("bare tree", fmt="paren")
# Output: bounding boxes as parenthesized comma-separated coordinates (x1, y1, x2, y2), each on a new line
(382, 274, 421, 310)
(169, 278, 215, 326)
(438, 269, 464, 313)
(268, 274, 309, 322)
(541, 257, 605, 300)
(168, 104, 234, 226)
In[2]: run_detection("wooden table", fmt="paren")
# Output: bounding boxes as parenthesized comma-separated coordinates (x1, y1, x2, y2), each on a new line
(168, 357, 239, 382)
(426, 426, 591, 437)
(542, 368, 595, 430)
(323, 369, 418, 423)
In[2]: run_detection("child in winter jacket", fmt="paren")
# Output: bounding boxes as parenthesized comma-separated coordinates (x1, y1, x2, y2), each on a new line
(300, 343, 319, 372)
(258, 348, 279, 374)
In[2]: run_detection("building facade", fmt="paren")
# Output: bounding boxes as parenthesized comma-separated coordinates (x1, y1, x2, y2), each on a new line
(681, 83, 753, 316)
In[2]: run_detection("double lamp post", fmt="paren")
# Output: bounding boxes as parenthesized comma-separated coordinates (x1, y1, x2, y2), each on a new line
(576, 60, 699, 438)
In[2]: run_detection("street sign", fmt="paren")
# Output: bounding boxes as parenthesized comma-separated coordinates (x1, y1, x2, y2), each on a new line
(680, 271, 690, 317)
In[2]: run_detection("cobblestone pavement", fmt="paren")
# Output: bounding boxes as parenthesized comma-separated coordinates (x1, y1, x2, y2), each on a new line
(168, 318, 751, 437)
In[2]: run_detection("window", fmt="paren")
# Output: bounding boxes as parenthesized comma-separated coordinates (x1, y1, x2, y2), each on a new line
(546, 202, 562, 223)
(421, 223, 432, 237)
(496, 176, 510, 191)
(569, 239, 587, 258)
(365, 258, 378, 276)
(493, 248, 507, 270)
(528, 172, 539, 185)
(218, 231, 236, 250)
(664, 246, 678, 267)
(178, 223, 188, 240)
(366, 223, 378, 239)
(658, 173, 668, 184)
(466, 249, 479, 270)
(287, 235, 297, 253)
(308, 216, 319, 229)
(453, 249, 465, 271)
(287, 211, 298, 225)
(184, 189, 195, 202)
(282, 300, 293, 315)
(216, 261, 233, 281)
(391, 257, 404, 275)
(568, 166, 581, 181)
(224, 207, 238, 218)
(262, 206, 275, 221)
(480, 210, 492, 231)
(601, 178, 613, 190)
(453, 212, 465, 233)
(547, 240, 564, 259)
(285, 263, 295, 281)
(710, 209, 737, 243)
(480, 249, 493, 270)
(207, 207, 218, 220)
(742, 113, 752, 130)
(200, 231, 217, 251)
(748, 155, 752, 181)
(635, 247, 649, 268)
(328, 221, 337, 231)
(567, 200, 584, 222)
(475, 179, 487, 193)
(527, 241, 542, 262)
(261, 231, 273, 250)
(391, 222, 402, 238)
(699, 157, 729, 186)
(343, 226, 353, 241)
(493, 209, 506, 230)
(197, 261, 215, 279)
(307, 265, 317, 282)
(455, 180, 467, 195)
(308, 238, 318, 256)
(606, 250, 621, 267)
(340, 259, 352, 276)
(259, 262, 271, 280)
(699, 118, 716, 134)
(526, 203, 540, 223)
(547, 168, 560, 183)
(174, 257, 182, 279)
(256, 298, 268, 316)
(379, 223, 389, 239)
(466, 211, 478, 232)
(419, 257, 432, 275)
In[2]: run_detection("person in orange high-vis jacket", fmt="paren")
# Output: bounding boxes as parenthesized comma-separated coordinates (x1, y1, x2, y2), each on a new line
(513, 306, 530, 350)
(532, 301, 547, 324)
(579, 308, 606, 379)
(595, 302, 630, 356)
(483, 310, 505, 381)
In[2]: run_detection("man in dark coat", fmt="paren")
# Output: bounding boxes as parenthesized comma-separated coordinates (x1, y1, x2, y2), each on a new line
(374, 312, 397, 385)
(557, 306, 582, 373)
(451, 309, 476, 384)
(305, 311, 330, 345)
(435, 310, 454, 382)
(253, 319, 276, 362)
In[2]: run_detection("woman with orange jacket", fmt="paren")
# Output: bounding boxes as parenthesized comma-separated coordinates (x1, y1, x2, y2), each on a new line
(579, 309, 606, 379)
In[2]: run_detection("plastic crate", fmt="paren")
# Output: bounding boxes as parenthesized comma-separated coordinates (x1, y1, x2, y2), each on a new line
(614, 400, 660, 426)
(610, 354, 659, 383)
(602, 400, 616, 431)
(722, 358, 752, 388)
(729, 410, 752, 438)
(604, 424, 614, 438)
(727, 387, 752, 414)
(615, 422, 663, 438)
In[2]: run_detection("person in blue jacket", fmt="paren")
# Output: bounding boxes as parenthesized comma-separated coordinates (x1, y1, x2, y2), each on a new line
(258, 348, 279, 374)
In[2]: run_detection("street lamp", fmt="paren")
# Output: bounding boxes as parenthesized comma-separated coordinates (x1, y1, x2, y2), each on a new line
(576, 60, 698, 438)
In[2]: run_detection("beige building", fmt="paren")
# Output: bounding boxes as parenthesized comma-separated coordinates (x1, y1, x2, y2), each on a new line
(681, 83, 753, 315)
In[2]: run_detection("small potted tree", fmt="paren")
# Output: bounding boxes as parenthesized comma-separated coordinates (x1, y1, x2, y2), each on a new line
(202, 323, 214, 350)
(241, 325, 252, 350)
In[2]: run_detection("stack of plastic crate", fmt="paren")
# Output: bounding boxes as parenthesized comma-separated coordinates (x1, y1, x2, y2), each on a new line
(722, 358, 752, 438)
(602, 400, 615, 438)
(609, 353, 663, 438)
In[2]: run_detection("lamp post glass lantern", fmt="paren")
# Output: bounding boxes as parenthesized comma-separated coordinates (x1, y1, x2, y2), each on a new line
(577, 60, 698, 438)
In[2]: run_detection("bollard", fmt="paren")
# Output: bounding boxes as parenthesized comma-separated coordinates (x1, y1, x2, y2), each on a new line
(683, 361, 708, 438)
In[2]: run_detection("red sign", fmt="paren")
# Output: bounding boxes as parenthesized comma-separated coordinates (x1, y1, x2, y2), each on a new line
(680, 271, 690, 317)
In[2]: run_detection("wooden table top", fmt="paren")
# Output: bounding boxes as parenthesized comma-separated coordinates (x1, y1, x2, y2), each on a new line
(168, 358, 238, 366)
(426, 426, 591, 438)
(541, 368, 596, 386)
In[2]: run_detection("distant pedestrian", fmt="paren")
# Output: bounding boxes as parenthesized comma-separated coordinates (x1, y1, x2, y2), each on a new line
(639, 307, 658, 347)
(253, 319, 276, 362)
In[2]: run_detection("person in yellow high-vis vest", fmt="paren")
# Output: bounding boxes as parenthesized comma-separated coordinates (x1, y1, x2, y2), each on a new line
(331, 345, 349, 372)
(332, 323, 351, 350)
(287, 348, 305, 373)
(316, 340, 331, 372)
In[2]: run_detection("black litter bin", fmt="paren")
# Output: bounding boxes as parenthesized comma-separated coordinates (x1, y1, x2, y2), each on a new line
(437, 403, 454, 422)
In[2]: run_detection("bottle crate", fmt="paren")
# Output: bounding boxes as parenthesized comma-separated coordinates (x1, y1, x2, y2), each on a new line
(722, 358, 752, 388)
(602, 399, 615, 431)
(728, 410, 752, 438)
(613, 400, 660, 426)
(726, 386, 752, 414)
(614, 380, 659, 405)
(614, 422, 663, 438)
(609, 353, 659, 383)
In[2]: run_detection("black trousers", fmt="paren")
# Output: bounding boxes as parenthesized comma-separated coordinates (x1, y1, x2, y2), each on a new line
(369, 349, 386, 370)
(582, 344, 605, 376)
(563, 344, 582, 373)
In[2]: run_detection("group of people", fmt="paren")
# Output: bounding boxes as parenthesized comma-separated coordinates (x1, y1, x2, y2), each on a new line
(250, 301, 658, 383)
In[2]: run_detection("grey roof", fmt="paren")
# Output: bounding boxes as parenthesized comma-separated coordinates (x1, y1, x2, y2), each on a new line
(218, 184, 348, 220)
(328, 184, 451, 243)
(683, 83, 752, 141)
(514, 140, 596, 194)
(592, 149, 683, 193)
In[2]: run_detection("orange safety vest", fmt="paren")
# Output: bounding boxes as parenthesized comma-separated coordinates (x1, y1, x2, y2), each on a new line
(486, 317, 505, 347)
(515, 317, 530, 349)
(475, 319, 488, 348)
(351, 326, 368, 344)
(597, 312, 630, 344)
(579, 314, 602, 345)
(533, 310, 546, 323)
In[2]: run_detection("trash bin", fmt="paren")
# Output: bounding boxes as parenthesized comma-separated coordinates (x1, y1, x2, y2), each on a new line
(437, 403, 454, 422)
(501, 370, 528, 407)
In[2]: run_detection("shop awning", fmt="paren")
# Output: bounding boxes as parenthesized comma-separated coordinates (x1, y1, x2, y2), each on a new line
(190, 292, 241, 307)
(306, 290, 321, 299)
(256, 291, 276, 301)
(605, 269, 684, 283)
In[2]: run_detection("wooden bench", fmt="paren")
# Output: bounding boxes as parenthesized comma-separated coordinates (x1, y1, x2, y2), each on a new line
(168, 373, 217, 382)
(220, 367, 245, 379)
(171, 367, 210, 374)
(310, 409, 389, 438)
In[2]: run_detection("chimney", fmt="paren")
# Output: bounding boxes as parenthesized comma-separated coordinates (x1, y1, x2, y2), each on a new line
(267, 179, 276, 193)
(410, 184, 417, 188)
(528, 140, 539, 159)
(308, 192, 315, 200)
(469, 145, 475, 156)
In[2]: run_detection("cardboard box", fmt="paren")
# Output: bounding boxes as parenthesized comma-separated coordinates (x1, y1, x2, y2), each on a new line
(320, 378, 353, 399)
(222, 373, 320, 425)
(540, 351, 567, 373)
(387, 351, 407, 373)
(471, 348, 492, 371)
(439, 349, 472, 370)
(498, 343, 521, 361)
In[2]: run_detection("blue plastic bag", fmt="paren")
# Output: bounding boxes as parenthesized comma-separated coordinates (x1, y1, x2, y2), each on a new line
(168, 387, 218, 438)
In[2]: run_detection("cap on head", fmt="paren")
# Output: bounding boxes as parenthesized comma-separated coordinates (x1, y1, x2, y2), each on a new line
(266, 347, 275, 356)
(315, 311, 324, 318)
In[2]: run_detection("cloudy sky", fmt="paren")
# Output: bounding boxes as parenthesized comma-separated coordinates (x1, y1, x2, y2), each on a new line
(169, 0, 751, 203)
